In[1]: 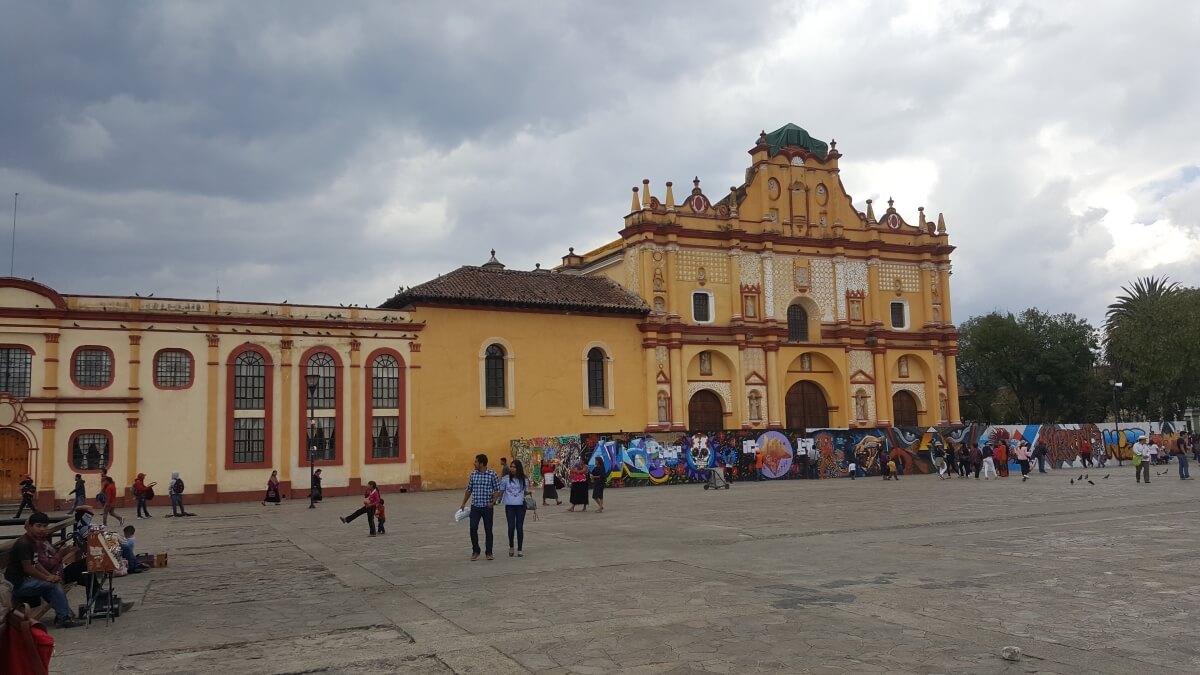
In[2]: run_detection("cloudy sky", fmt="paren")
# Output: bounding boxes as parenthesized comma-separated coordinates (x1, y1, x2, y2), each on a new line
(1, 1, 1197, 325)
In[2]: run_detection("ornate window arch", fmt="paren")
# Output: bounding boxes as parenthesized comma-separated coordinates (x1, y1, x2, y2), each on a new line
(301, 348, 343, 465)
(365, 349, 407, 463)
(225, 344, 274, 469)
(479, 338, 515, 414)
(581, 342, 614, 411)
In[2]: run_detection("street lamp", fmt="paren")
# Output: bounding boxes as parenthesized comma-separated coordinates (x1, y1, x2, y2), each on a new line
(1112, 382, 1123, 463)
(306, 373, 320, 509)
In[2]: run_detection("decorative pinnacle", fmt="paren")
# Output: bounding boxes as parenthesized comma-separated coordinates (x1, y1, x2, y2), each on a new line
(694, 176, 701, 188)
(887, 196, 895, 208)
(642, 178, 651, 208)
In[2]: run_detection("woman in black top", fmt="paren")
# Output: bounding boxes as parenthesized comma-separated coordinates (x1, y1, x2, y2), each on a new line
(590, 461, 606, 513)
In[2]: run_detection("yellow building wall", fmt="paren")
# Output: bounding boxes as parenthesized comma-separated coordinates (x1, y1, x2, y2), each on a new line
(409, 306, 646, 490)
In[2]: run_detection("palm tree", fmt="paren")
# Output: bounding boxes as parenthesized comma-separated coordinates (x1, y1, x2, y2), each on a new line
(1104, 276, 1180, 333)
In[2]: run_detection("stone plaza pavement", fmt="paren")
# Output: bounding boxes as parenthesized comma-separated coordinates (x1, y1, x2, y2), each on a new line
(47, 464, 1200, 674)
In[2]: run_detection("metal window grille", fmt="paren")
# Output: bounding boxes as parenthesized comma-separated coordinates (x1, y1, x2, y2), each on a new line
(371, 355, 399, 408)
(890, 302, 906, 329)
(71, 432, 110, 471)
(234, 351, 265, 410)
(74, 348, 112, 388)
(587, 348, 605, 407)
(155, 350, 192, 388)
(306, 352, 336, 409)
(232, 417, 265, 464)
(787, 305, 809, 342)
(308, 416, 337, 461)
(692, 293, 710, 322)
(485, 344, 505, 408)
(371, 416, 399, 458)
(0, 347, 32, 397)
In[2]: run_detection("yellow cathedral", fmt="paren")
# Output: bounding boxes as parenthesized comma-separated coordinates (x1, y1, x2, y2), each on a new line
(0, 124, 959, 500)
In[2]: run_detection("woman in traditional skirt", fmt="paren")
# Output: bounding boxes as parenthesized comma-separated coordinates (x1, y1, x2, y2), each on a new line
(541, 459, 561, 506)
(590, 460, 606, 513)
(262, 470, 281, 506)
(568, 461, 589, 512)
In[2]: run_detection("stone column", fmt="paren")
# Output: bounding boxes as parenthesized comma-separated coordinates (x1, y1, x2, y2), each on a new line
(126, 417, 139, 498)
(866, 258, 884, 325)
(38, 419, 56, 509)
(643, 340, 660, 430)
(729, 249, 743, 320)
(669, 342, 685, 430)
(348, 340, 363, 494)
(204, 333, 220, 502)
(945, 351, 962, 424)
(279, 338, 293, 491)
(939, 263, 953, 324)
(765, 344, 782, 428)
(872, 348, 891, 426)
(42, 333, 60, 396)
(919, 262, 936, 327)
(126, 334, 141, 487)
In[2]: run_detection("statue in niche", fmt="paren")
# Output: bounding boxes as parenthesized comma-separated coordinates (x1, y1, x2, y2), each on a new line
(854, 390, 869, 421)
(894, 278, 904, 296)
(697, 267, 707, 285)
(748, 391, 763, 421)
(794, 266, 810, 289)
(699, 351, 713, 376)
(939, 395, 947, 421)
(653, 296, 665, 313)
(930, 271, 940, 301)
(800, 354, 812, 372)
(653, 268, 665, 291)
(657, 391, 670, 424)
(898, 356, 909, 378)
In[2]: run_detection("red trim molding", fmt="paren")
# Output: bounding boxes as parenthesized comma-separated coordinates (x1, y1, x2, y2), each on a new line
(224, 344, 274, 470)
(364, 348, 407, 465)
(152, 348, 196, 390)
(70, 345, 115, 390)
(67, 429, 114, 474)
(0, 278, 68, 309)
(298, 346, 344, 467)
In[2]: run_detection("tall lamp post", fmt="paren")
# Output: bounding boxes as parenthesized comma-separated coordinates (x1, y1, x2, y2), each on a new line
(306, 373, 320, 509)
(1112, 381, 1123, 459)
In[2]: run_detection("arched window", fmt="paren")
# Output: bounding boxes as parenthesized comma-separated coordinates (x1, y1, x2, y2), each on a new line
(485, 344, 506, 408)
(587, 347, 606, 408)
(72, 346, 114, 389)
(69, 430, 112, 473)
(787, 304, 809, 342)
(368, 352, 405, 462)
(227, 347, 272, 468)
(304, 351, 339, 462)
(0, 347, 33, 397)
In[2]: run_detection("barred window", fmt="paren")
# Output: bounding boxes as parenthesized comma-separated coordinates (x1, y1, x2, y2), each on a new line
(787, 304, 809, 342)
(307, 416, 337, 461)
(154, 349, 193, 388)
(306, 352, 336, 409)
(371, 355, 399, 408)
(0, 347, 32, 397)
(587, 348, 606, 407)
(73, 348, 113, 388)
(232, 417, 265, 464)
(485, 344, 506, 408)
(692, 292, 711, 323)
(234, 351, 266, 410)
(371, 416, 399, 459)
(890, 301, 908, 329)
(70, 431, 111, 472)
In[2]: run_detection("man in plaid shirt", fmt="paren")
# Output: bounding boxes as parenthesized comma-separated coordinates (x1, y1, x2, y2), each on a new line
(460, 453, 502, 560)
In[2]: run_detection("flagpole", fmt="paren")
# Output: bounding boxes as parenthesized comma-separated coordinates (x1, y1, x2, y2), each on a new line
(9, 192, 17, 277)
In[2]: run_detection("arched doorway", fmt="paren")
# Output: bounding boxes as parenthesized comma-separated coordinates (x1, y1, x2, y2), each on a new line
(892, 390, 919, 426)
(688, 390, 724, 431)
(0, 428, 31, 501)
(785, 381, 829, 430)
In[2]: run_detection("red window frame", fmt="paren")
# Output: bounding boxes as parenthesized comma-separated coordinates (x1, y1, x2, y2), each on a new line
(299, 346, 343, 467)
(70, 345, 115, 390)
(152, 348, 195, 390)
(68, 429, 114, 474)
(364, 348, 406, 464)
(224, 344, 274, 470)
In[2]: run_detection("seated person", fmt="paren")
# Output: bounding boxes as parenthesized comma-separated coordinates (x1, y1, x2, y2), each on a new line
(5, 512, 83, 628)
(120, 525, 148, 573)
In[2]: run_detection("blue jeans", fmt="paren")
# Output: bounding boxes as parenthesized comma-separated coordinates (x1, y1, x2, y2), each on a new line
(505, 504, 527, 551)
(1179, 453, 1191, 479)
(73, 493, 86, 508)
(469, 505, 494, 556)
(170, 493, 185, 516)
(136, 495, 150, 517)
(15, 577, 71, 619)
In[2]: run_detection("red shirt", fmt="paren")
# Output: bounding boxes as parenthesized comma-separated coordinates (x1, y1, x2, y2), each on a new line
(103, 482, 117, 503)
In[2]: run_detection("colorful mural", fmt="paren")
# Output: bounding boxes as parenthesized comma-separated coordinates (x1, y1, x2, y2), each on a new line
(512, 421, 1185, 487)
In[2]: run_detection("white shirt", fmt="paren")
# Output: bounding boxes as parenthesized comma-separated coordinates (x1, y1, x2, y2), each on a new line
(1136, 443, 1153, 460)
(1148, 443, 1160, 456)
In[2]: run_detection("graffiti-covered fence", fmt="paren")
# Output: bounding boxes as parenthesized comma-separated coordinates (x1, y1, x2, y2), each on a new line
(510, 422, 1185, 487)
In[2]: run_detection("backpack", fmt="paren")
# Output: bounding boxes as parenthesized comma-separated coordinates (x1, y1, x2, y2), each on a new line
(172, 478, 184, 494)
(20, 481, 35, 496)
(143, 485, 156, 500)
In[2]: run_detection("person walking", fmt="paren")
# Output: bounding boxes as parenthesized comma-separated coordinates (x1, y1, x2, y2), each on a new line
(967, 443, 982, 479)
(1134, 437, 1152, 484)
(568, 460, 589, 512)
(15, 473, 37, 518)
(69, 473, 87, 509)
(376, 498, 387, 534)
(980, 443, 997, 480)
(459, 454, 501, 560)
(500, 459, 532, 557)
(1079, 439, 1094, 468)
(541, 459, 561, 506)
(168, 472, 187, 516)
(263, 470, 281, 506)
(945, 445, 959, 479)
(132, 473, 154, 519)
(499, 457, 511, 479)
(932, 443, 949, 479)
(994, 442, 1010, 477)
(101, 475, 124, 526)
(310, 468, 323, 506)
(340, 480, 382, 536)
(591, 460, 607, 513)
(1173, 435, 1192, 480)
(1033, 441, 1049, 473)
(1015, 441, 1032, 480)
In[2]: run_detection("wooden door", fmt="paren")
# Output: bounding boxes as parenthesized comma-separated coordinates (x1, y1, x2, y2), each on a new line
(892, 390, 919, 427)
(0, 429, 30, 501)
(785, 381, 829, 431)
(688, 390, 724, 431)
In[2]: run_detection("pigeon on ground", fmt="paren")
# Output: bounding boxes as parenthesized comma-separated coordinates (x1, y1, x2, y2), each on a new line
(1085, 474, 1089, 479)
(1087, 480, 1095, 485)
(1070, 478, 1075, 485)
(1103, 475, 1110, 479)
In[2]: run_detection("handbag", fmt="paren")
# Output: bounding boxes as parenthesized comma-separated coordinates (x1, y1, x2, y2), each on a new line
(524, 496, 537, 510)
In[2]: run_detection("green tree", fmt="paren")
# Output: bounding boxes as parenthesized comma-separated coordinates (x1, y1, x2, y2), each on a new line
(1105, 278, 1200, 420)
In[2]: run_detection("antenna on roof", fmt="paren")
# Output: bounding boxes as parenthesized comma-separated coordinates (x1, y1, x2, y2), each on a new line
(9, 192, 18, 277)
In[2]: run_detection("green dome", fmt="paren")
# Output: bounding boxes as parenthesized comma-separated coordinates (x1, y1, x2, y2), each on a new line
(763, 123, 828, 160)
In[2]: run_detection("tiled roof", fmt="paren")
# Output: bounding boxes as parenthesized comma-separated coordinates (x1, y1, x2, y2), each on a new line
(381, 266, 649, 316)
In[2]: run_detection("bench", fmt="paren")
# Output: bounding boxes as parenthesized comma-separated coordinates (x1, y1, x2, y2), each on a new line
(0, 518, 79, 622)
